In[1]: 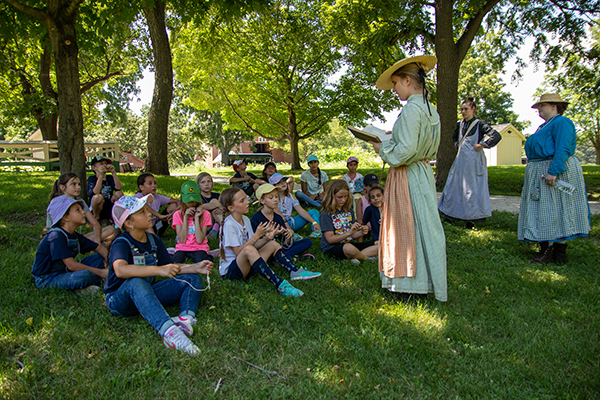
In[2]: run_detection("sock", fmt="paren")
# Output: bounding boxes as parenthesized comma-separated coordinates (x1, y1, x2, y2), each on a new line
(273, 249, 299, 272)
(251, 258, 283, 287)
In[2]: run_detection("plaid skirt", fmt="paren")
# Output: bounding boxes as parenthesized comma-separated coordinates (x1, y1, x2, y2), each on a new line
(518, 156, 590, 242)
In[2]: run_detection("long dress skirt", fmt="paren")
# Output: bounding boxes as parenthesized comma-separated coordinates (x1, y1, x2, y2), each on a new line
(380, 162, 448, 301)
(518, 156, 590, 242)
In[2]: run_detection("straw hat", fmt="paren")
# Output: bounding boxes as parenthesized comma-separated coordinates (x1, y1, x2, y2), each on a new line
(376, 55, 437, 90)
(531, 93, 570, 109)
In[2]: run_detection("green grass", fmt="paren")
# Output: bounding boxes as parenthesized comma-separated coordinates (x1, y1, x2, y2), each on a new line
(1, 171, 599, 398)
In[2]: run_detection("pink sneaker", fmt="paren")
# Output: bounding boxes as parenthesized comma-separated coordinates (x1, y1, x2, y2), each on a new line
(163, 325, 200, 355)
(171, 315, 197, 336)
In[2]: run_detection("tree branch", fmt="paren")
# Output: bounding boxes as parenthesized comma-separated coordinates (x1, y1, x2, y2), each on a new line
(65, 0, 86, 19)
(3, 0, 48, 22)
(80, 71, 125, 94)
(456, 0, 502, 61)
(222, 90, 286, 141)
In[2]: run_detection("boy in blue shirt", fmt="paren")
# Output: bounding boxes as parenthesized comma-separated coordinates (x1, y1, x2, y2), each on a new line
(32, 195, 108, 291)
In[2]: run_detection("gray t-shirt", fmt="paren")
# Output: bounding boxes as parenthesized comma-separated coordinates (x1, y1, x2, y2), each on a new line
(319, 208, 355, 253)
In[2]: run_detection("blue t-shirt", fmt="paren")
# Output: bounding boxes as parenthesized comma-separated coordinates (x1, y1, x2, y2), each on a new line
(104, 231, 173, 294)
(250, 209, 287, 243)
(31, 227, 99, 277)
(362, 205, 381, 241)
(201, 192, 220, 204)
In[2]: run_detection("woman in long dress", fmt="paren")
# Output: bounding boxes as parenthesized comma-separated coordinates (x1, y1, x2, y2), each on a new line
(438, 98, 502, 228)
(518, 93, 590, 263)
(371, 55, 447, 302)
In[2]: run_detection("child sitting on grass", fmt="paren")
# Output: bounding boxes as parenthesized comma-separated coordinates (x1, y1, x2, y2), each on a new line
(270, 173, 321, 238)
(195, 172, 224, 238)
(33, 196, 108, 291)
(355, 173, 380, 225)
(47, 172, 115, 244)
(105, 195, 213, 355)
(229, 159, 265, 200)
(171, 182, 212, 263)
(219, 187, 317, 298)
(87, 155, 123, 223)
(134, 173, 178, 236)
(342, 156, 364, 196)
(319, 179, 378, 264)
(296, 155, 329, 207)
(362, 186, 384, 243)
(251, 183, 319, 265)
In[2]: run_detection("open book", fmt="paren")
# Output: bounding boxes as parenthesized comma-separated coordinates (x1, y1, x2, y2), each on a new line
(348, 125, 388, 143)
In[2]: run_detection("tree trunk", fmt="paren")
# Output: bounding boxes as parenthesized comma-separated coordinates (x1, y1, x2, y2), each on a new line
(46, 4, 86, 193)
(288, 106, 302, 170)
(143, 0, 172, 175)
(38, 43, 58, 140)
(434, 0, 460, 189)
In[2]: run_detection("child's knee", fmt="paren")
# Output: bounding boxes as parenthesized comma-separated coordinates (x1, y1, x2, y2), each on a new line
(240, 246, 259, 257)
(343, 243, 358, 257)
(112, 191, 123, 202)
(91, 194, 104, 205)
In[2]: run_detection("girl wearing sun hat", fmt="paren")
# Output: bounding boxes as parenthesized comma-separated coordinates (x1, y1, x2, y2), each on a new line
(371, 55, 447, 302)
(518, 93, 590, 264)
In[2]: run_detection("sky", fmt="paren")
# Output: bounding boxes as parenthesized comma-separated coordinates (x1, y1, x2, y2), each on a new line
(130, 39, 547, 136)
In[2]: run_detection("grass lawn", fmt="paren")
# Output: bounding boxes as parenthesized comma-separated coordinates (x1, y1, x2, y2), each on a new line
(1, 171, 599, 398)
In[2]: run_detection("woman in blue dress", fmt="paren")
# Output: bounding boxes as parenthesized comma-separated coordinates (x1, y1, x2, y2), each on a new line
(518, 93, 591, 263)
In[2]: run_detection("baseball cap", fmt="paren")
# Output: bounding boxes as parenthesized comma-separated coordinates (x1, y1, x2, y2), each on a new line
(232, 159, 246, 172)
(306, 155, 319, 164)
(264, 161, 276, 169)
(181, 181, 202, 204)
(268, 173, 286, 185)
(364, 173, 380, 186)
(347, 156, 359, 165)
(90, 155, 111, 166)
(47, 195, 86, 227)
(255, 184, 282, 200)
(112, 195, 151, 229)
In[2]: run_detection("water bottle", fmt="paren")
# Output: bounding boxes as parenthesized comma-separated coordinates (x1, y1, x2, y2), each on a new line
(541, 175, 575, 195)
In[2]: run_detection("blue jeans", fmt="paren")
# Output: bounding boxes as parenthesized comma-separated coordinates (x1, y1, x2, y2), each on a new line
(105, 274, 202, 335)
(283, 238, 313, 259)
(35, 253, 105, 290)
(287, 209, 320, 232)
(295, 191, 322, 207)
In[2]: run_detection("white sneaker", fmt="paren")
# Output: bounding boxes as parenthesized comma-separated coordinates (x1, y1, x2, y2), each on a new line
(350, 259, 361, 264)
(171, 315, 197, 336)
(163, 325, 200, 355)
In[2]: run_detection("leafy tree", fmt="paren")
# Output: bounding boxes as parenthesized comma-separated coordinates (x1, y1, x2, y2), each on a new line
(541, 30, 600, 164)
(194, 110, 252, 167)
(173, 0, 395, 170)
(2, 0, 142, 191)
(458, 33, 528, 131)
(327, 0, 599, 186)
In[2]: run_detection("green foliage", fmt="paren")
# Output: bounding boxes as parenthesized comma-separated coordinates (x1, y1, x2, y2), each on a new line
(458, 33, 529, 131)
(539, 24, 600, 164)
(1, 171, 600, 398)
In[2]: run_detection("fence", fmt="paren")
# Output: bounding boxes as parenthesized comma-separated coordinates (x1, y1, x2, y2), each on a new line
(0, 140, 119, 171)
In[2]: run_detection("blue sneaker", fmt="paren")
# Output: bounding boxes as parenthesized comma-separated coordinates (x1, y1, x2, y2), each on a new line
(290, 268, 322, 281)
(277, 280, 304, 297)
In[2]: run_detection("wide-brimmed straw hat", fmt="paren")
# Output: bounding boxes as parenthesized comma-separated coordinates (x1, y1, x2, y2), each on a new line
(376, 55, 437, 90)
(531, 93, 570, 109)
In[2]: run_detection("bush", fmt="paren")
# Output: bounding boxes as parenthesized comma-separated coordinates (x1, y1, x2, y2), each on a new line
(313, 146, 381, 168)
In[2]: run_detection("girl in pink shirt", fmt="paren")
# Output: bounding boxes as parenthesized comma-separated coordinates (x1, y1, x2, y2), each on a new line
(171, 182, 213, 263)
